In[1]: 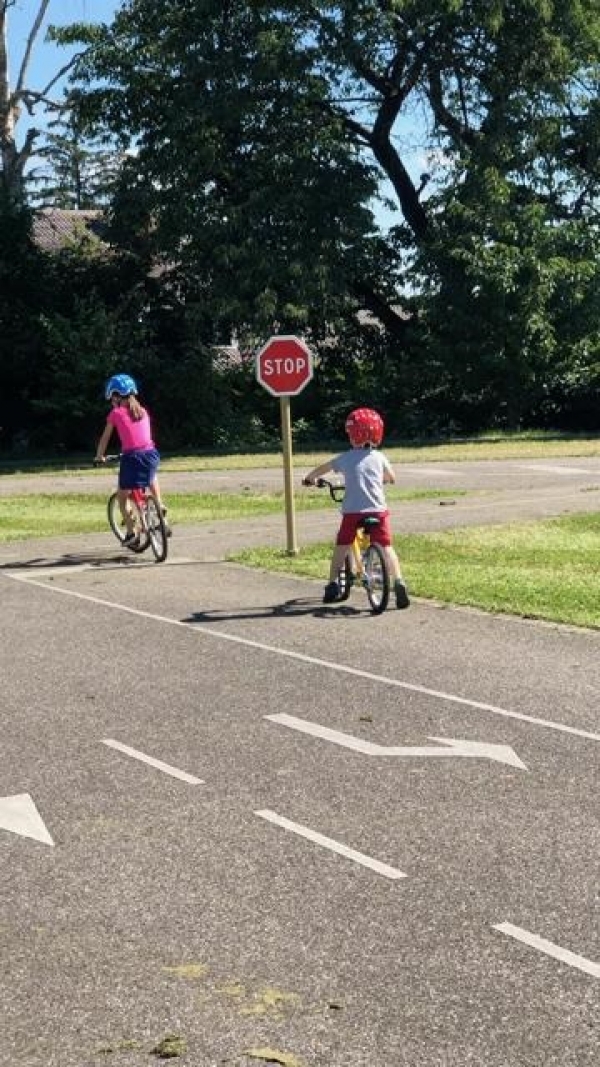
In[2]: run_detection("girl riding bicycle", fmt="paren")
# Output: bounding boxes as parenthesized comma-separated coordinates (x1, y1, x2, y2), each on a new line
(303, 407, 409, 608)
(95, 373, 168, 547)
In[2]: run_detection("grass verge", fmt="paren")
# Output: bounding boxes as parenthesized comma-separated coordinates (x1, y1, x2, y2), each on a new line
(0, 487, 458, 543)
(231, 512, 600, 630)
(2, 431, 600, 477)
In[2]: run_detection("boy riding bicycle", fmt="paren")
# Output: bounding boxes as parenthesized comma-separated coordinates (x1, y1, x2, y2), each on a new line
(303, 407, 409, 609)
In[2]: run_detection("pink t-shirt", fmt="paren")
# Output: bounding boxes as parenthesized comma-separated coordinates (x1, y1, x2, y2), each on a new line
(108, 406, 155, 452)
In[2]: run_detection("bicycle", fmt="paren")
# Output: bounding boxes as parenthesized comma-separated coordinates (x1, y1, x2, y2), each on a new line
(308, 477, 390, 614)
(94, 454, 169, 563)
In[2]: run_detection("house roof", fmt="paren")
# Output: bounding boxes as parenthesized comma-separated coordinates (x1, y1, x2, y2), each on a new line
(31, 208, 107, 252)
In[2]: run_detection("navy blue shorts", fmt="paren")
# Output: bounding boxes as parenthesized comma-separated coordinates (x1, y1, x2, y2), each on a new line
(119, 448, 160, 490)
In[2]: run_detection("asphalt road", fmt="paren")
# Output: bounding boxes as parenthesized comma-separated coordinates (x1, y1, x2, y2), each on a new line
(1, 458, 599, 1067)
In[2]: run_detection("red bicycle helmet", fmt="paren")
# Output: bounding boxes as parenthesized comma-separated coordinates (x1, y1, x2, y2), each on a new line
(345, 407, 384, 447)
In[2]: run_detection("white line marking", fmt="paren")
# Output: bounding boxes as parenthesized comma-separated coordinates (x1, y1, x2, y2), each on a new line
(102, 739, 203, 784)
(7, 573, 600, 744)
(0, 793, 54, 845)
(267, 713, 527, 768)
(400, 467, 456, 477)
(256, 809, 406, 880)
(494, 922, 600, 979)
(517, 464, 594, 476)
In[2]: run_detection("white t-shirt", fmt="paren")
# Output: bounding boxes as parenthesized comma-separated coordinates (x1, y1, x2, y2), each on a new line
(331, 447, 393, 513)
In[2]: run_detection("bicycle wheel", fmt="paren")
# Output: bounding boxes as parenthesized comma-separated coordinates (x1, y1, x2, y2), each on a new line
(363, 543, 390, 614)
(129, 495, 150, 552)
(144, 493, 168, 562)
(109, 491, 149, 553)
(107, 491, 127, 544)
(336, 555, 354, 601)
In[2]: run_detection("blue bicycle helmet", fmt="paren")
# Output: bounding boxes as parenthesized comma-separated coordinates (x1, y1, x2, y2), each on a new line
(105, 373, 138, 400)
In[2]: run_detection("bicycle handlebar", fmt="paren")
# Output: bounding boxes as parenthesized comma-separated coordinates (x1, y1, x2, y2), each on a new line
(93, 454, 120, 467)
(303, 476, 345, 503)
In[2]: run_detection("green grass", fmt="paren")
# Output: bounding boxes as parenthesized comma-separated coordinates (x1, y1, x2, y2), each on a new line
(0, 486, 455, 543)
(232, 512, 600, 630)
(2, 430, 600, 477)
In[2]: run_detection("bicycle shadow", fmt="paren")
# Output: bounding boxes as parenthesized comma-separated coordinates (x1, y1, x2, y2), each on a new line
(0, 549, 140, 571)
(182, 597, 362, 623)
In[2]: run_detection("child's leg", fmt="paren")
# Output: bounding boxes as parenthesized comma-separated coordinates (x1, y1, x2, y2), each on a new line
(150, 475, 162, 505)
(384, 545, 402, 582)
(322, 543, 353, 602)
(117, 489, 134, 534)
(385, 544, 410, 608)
(329, 543, 351, 581)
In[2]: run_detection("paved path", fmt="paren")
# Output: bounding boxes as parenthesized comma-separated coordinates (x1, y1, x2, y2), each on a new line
(2, 454, 600, 497)
(1, 457, 599, 1067)
(1, 455, 600, 568)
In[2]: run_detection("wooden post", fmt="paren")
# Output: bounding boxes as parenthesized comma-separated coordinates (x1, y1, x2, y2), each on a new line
(280, 396, 298, 555)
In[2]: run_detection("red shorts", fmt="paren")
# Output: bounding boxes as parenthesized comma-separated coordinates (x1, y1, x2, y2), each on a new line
(336, 510, 392, 548)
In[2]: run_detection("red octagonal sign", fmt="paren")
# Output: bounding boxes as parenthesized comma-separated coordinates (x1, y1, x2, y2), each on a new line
(256, 335, 313, 397)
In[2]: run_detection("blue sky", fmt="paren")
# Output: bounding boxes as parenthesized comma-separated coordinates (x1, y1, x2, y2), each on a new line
(7, 0, 411, 228)
(7, 0, 119, 102)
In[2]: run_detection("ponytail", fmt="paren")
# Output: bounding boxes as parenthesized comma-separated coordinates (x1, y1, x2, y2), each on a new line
(125, 395, 145, 421)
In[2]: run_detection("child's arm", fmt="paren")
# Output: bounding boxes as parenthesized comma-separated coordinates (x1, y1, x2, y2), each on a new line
(382, 454, 396, 484)
(95, 422, 114, 462)
(302, 458, 335, 485)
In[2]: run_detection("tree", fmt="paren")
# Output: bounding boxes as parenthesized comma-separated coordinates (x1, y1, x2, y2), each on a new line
(59, 1, 600, 432)
(56, 1, 382, 343)
(28, 107, 122, 208)
(0, 1, 82, 203)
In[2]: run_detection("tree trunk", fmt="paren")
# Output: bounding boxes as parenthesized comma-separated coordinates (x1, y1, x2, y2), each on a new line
(0, 1, 51, 204)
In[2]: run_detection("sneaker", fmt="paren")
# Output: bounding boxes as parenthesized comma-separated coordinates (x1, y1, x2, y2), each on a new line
(395, 580, 410, 609)
(123, 531, 140, 549)
(322, 580, 341, 604)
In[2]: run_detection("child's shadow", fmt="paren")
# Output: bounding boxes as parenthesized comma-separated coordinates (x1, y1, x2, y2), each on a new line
(0, 550, 138, 571)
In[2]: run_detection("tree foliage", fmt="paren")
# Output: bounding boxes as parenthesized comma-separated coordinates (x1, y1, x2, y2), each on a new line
(3, 1, 600, 454)
(62, 1, 381, 345)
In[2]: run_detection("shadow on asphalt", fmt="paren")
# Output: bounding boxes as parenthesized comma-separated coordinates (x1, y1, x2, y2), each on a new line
(183, 597, 364, 623)
(0, 550, 137, 570)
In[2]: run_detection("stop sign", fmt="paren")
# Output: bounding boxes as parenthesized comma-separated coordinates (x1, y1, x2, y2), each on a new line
(256, 335, 313, 397)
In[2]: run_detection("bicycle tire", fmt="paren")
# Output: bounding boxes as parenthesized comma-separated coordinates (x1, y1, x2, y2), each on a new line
(363, 543, 389, 614)
(145, 493, 168, 562)
(109, 491, 149, 552)
(336, 556, 353, 601)
(107, 491, 127, 544)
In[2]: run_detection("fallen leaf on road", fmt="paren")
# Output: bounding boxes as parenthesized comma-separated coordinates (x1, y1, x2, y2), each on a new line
(243, 1049, 304, 1067)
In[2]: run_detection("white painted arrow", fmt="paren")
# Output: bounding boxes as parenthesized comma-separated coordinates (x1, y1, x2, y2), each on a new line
(0, 794, 54, 845)
(266, 713, 527, 769)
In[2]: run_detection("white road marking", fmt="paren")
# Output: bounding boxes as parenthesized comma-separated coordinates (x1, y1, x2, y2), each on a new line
(517, 464, 594, 476)
(0, 793, 54, 845)
(266, 713, 527, 769)
(7, 573, 600, 744)
(102, 739, 203, 784)
(494, 922, 600, 979)
(400, 467, 456, 477)
(256, 809, 406, 880)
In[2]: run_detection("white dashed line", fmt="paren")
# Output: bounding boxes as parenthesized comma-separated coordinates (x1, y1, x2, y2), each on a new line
(256, 809, 406, 880)
(494, 922, 600, 979)
(102, 739, 204, 784)
(517, 464, 594, 476)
